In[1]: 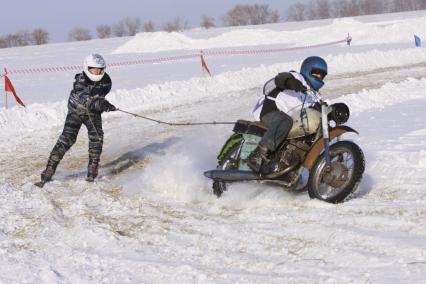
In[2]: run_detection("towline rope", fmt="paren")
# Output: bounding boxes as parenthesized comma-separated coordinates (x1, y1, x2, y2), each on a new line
(118, 109, 235, 126)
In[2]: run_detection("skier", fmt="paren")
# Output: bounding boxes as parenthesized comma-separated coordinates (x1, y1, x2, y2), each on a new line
(35, 54, 116, 187)
(247, 56, 328, 173)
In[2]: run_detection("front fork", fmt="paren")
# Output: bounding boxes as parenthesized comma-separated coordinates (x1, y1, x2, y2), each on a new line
(321, 103, 332, 170)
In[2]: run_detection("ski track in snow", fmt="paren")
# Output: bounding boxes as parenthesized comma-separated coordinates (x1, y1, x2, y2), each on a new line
(1, 11, 426, 283)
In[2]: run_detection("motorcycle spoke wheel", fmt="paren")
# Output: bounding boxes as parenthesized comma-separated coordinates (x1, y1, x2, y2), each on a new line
(308, 141, 365, 203)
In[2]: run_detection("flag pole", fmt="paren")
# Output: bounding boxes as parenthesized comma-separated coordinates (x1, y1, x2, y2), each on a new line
(3, 69, 25, 108)
(4, 86, 7, 110)
(3, 74, 7, 110)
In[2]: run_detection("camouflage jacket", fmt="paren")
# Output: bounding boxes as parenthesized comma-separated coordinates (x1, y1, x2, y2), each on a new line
(67, 72, 112, 114)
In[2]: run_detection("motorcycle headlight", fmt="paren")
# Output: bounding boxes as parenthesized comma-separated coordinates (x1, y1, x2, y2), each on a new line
(329, 103, 350, 125)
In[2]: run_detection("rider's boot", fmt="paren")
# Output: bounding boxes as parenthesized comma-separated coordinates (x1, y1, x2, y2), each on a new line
(247, 144, 269, 173)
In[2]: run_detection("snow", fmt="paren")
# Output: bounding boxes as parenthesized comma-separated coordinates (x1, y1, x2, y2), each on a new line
(1, 10, 426, 283)
(113, 13, 426, 54)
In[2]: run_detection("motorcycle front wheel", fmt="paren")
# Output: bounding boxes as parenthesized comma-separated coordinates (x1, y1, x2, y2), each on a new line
(308, 141, 365, 203)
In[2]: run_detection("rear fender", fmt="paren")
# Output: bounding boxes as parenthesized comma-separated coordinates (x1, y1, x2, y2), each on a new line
(217, 134, 243, 161)
(303, 126, 359, 170)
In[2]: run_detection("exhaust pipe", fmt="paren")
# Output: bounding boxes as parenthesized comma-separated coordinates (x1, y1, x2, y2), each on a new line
(204, 169, 261, 181)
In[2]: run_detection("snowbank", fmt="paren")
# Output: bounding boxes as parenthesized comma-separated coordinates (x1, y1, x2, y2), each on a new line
(335, 77, 426, 113)
(114, 15, 426, 54)
(113, 29, 294, 54)
(2, 47, 426, 137)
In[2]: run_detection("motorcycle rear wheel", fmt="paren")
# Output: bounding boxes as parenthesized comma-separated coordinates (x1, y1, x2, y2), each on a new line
(308, 141, 365, 203)
(212, 144, 240, 197)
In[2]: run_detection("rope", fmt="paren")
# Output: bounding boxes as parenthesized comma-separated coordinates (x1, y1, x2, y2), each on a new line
(86, 106, 102, 141)
(117, 109, 235, 126)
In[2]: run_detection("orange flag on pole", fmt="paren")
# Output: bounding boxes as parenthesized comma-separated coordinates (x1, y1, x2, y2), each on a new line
(200, 50, 212, 76)
(4, 70, 25, 108)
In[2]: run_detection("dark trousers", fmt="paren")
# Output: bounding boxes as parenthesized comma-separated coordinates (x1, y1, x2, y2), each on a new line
(260, 111, 293, 152)
(44, 110, 103, 176)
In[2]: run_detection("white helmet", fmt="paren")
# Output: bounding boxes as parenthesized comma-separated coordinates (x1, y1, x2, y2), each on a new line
(83, 53, 106, 82)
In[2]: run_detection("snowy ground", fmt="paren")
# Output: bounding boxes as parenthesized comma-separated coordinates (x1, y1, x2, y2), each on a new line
(1, 10, 426, 283)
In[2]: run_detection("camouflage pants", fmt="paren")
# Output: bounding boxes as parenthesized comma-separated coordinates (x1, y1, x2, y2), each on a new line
(43, 111, 103, 179)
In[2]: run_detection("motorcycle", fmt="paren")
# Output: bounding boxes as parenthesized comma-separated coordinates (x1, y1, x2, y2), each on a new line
(204, 94, 365, 203)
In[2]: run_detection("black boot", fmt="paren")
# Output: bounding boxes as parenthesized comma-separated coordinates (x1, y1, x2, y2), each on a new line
(86, 163, 99, 182)
(35, 161, 58, 188)
(247, 145, 269, 173)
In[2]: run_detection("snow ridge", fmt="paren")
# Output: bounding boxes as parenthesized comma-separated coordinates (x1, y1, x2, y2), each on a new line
(1, 48, 426, 137)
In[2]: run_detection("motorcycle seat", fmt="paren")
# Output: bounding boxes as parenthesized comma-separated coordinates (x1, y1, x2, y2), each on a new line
(233, 120, 268, 136)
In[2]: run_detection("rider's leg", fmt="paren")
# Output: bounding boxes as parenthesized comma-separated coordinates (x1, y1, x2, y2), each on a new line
(247, 111, 293, 172)
(260, 111, 293, 152)
(83, 113, 104, 182)
(39, 112, 82, 183)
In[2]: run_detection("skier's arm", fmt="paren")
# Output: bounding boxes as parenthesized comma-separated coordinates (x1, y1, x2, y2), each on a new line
(70, 74, 113, 112)
(89, 75, 113, 112)
(89, 97, 116, 112)
(70, 78, 94, 109)
(98, 73, 112, 95)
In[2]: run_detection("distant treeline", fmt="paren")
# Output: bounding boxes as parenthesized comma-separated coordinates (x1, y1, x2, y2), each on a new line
(287, 0, 426, 21)
(0, 29, 49, 48)
(1, 0, 425, 48)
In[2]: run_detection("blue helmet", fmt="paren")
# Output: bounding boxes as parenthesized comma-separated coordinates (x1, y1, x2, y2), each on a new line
(300, 56, 328, 91)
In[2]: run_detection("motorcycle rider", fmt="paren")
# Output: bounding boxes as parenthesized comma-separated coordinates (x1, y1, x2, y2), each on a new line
(247, 56, 328, 173)
(35, 53, 117, 187)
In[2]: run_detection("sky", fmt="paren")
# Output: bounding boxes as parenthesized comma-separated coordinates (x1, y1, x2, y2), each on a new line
(0, 0, 305, 42)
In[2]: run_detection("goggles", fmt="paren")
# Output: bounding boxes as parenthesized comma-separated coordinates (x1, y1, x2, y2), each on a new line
(311, 68, 327, 80)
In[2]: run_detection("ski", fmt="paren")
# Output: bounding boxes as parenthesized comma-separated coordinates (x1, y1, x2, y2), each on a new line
(34, 180, 48, 188)
(85, 176, 95, 182)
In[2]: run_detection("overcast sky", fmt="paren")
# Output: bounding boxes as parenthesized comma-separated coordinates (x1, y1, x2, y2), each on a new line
(1, 0, 305, 42)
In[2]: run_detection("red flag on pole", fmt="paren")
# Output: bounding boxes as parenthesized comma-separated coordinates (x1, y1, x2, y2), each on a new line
(200, 50, 212, 76)
(4, 71, 25, 107)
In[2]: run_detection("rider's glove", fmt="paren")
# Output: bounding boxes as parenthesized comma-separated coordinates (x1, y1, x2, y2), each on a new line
(311, 102, 321, 111)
